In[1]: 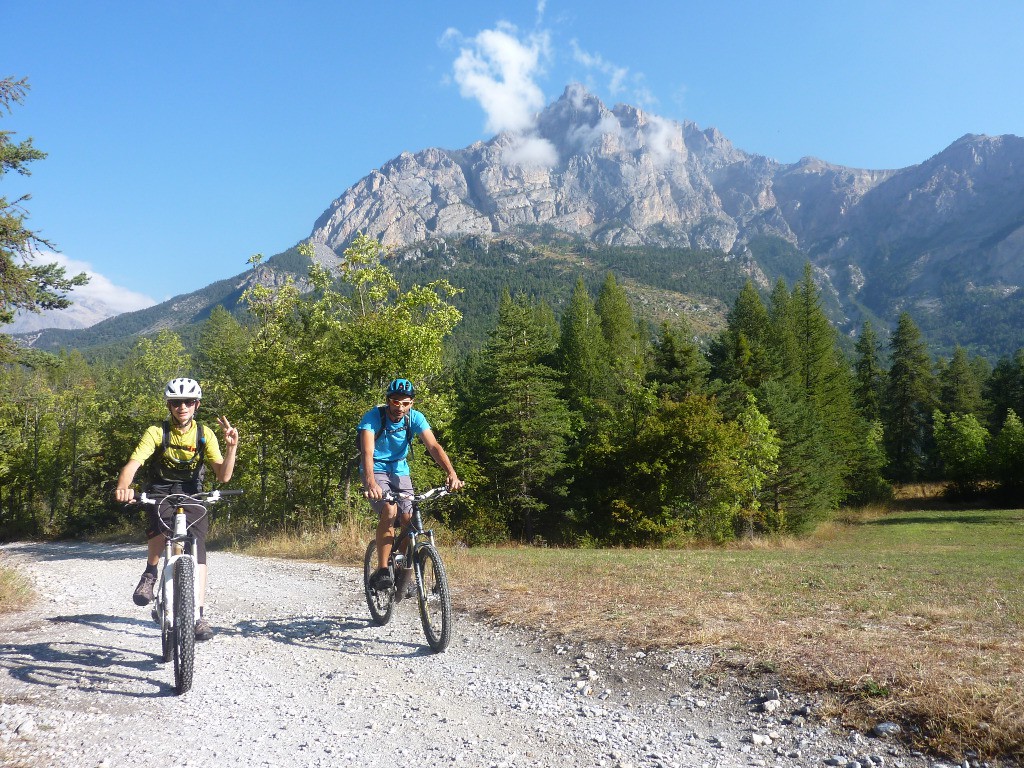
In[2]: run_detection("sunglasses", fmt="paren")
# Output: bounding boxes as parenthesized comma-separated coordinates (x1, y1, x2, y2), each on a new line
(169, 399, 198, 408)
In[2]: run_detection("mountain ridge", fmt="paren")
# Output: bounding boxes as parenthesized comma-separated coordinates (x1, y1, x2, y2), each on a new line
(15, 84, 1024, 359)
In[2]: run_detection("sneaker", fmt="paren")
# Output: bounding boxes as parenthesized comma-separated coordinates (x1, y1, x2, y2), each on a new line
(369, 567, 393, 591)
(194, 618, 214, 641)
(133, 572, 157, 606)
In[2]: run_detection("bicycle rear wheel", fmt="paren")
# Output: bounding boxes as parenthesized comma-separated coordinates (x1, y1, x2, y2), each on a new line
(415, 544, 452, 652)
(363, 539, 394, 625)
(173, 557, 196, 694)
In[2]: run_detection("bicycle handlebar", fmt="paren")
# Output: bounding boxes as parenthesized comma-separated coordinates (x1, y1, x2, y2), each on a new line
(138, 489, 243, 506)
(381, 486, 450, 504)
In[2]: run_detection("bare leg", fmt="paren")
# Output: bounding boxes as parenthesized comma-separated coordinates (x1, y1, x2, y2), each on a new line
(375, 502, 398, 570)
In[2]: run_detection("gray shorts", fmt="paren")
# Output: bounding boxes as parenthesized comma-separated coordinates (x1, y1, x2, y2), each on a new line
(368, 472, 414, 518)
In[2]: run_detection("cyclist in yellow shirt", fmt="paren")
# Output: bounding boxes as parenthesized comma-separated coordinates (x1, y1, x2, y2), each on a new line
(114, 377, 239, 641)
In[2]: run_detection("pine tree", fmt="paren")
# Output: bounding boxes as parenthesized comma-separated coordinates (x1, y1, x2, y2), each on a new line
(853, 320, 886, 423)
(883, 312, 937, 481)
(710, 280, 777, 392)
(984, 350, 1024, 432)
(648, 319, 708, 401)
(938, 346, 985, 417)
(558, 277, 611, 401)
(475, 291, 572, 540)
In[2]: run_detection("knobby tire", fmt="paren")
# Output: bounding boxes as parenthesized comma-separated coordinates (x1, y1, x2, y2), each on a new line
(173, 556, 196, 694)
(363, 539, 394, 626)
(416, 544, 452, 653)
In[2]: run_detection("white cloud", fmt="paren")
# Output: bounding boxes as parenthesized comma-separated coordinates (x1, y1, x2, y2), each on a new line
(570, 40, 657, 109)
(570, 41, 629, 96)
(41, 252, 156, 313)
(449, 22, 551, 136)
(502, 135, 559, 168)
(645, 115, 680, 166)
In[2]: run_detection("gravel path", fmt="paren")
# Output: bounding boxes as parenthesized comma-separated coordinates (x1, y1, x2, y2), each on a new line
(0, 541, 937, 768)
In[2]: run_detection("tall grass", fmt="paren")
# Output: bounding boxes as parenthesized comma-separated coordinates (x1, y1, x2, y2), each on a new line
(0, 559, 33, 614)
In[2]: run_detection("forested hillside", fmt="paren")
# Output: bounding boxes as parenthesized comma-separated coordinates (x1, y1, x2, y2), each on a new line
(3, 236, 1023, 545)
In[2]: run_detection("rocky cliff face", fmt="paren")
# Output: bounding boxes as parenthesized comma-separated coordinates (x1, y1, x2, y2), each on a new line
(309, 84, 896, 258)
(309, 84, 1024, 339)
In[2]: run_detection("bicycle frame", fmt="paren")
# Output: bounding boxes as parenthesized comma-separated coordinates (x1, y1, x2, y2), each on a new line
(156, 508, 198, 636)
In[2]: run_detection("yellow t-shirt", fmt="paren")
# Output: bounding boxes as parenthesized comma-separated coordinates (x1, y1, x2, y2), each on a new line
(131, 421, 223, 468)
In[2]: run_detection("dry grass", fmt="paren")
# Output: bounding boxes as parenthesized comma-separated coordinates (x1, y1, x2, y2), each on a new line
(438, 509, 1024, 764)
(0, 557, 34, 615)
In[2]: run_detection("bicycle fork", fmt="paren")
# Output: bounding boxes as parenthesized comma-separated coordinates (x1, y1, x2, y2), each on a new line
(160, 510, 198, 623)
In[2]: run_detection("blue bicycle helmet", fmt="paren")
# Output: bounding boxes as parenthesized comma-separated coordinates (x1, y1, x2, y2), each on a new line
(386, 378, 416, 399)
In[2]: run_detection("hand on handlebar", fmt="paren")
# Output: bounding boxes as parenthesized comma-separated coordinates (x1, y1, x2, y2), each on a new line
(363, 480, 384, 501)
(114, 487, 136, 504)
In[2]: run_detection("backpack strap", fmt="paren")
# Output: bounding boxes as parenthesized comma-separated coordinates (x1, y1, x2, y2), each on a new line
(373, 407, 414, 461)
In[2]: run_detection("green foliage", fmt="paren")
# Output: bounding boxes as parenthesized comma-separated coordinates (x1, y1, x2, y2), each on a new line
(938, 346, 985, 418)
(853, 320, 885, 423)
(992, 410, 1024, 495)
(883, 312, 937, 481)
(7, 228, 1023, 547)
(605, 394, 777, 544)
(465, 291, 572, 541)
(932, 410, 990, 496)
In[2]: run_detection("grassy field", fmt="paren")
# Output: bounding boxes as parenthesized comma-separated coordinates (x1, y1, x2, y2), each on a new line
(453, 507, 1023, 762)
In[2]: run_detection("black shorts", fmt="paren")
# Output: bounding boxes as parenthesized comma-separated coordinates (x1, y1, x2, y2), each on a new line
(144, 498, 210, 565)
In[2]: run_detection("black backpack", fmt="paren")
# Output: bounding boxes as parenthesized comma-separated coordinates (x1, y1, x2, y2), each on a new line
(148, 419, 207, 493)
(358, 405, 413, 464)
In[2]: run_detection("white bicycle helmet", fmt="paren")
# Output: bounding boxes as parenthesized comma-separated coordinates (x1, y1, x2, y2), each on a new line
(164, 377, 202, 401)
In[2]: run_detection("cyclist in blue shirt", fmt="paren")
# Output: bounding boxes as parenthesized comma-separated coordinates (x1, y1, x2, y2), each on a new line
(360, 378, 462, 590)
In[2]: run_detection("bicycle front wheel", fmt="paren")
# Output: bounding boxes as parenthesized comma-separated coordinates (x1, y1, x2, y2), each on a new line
(173, 557, 196, 694)
(159, 582, 173, 663)
(363, 540, 393, 626)
(415, 544, 452, 652)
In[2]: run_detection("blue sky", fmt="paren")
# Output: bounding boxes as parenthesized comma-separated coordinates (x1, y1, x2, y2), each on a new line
(4, 0, 1022, 312)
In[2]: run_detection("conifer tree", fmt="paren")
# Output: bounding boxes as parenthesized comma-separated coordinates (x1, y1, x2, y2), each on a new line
(1, 77, 88, 359)
(710, 280, 776, 393)
(853, 320, 886, 423)
(558, 277, 610, 401)
(938, 345, 985, 417)
(883, 312, 937, 480)
(648, 319, 708, 401)
(983, 350, 1024, 432)
(475, 291, 571, 540)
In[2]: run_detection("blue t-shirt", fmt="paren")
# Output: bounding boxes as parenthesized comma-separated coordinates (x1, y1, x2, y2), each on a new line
(358, 406, 430, 476)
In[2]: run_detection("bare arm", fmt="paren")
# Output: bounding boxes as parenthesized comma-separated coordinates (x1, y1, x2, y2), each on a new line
(418, 429, 464, 491)
(360, 429, 383, 499)
(114, 459, 143, 502)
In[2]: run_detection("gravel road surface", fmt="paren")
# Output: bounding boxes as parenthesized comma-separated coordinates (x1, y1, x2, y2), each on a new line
(0, 541, 938, 768)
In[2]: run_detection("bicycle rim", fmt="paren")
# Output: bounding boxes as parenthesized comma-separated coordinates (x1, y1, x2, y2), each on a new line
(173, 557, 195, 694)
(363, 540, 393, 626)
(416, 544, 452, 652)
(159, 592, 173, 663)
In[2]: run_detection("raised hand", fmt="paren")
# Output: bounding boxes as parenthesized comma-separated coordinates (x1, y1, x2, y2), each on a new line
(218, 415, 239, 448)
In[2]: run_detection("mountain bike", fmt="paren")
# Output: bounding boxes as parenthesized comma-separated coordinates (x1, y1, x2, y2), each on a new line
(139, 489, 241, 694)
(363, 486, 453, 653)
